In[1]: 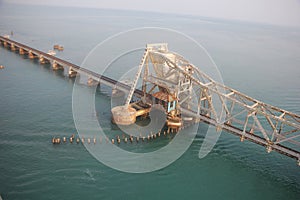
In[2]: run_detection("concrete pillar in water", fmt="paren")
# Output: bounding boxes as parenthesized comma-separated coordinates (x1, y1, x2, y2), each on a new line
(68, 67, 77, 78)
(28, 51, 35, 59)
(11, 43, 16, 51)
(52, 61, 64, 70)
(39, 55, 49, 64)
(19, 48, 26, 55)
(87, 77, 99, 86)
(39, 55, 45, 64)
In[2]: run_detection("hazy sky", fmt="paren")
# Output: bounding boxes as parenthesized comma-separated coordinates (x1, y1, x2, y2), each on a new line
(4, 0, 300, 27)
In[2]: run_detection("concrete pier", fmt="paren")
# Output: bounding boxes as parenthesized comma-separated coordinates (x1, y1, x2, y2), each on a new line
(87, 77, 99, 86)
(28, 51, 37, 59)
(39, 55, 49, 64)
(10, 43, 16, 51)
(52, 61, 64, 70)
(19, 48, 27, 55)
(68, 67, 77, 77)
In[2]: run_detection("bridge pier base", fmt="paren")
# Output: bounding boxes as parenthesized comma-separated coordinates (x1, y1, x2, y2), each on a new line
(266, 146, 272, 153)
(52, 61, 64, 70)
(28, 51, 37, 59)
(87, 77, 99, 86)
(240, 135, 245, 142)
(68, 67, 77, 78)
(216, 125, 222, 132)
(11, 43, 16, 51)
(39, 55, 49, 64)
(19, 48, 27, 55)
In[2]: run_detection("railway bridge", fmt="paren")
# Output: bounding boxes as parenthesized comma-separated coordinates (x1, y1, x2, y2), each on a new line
(1, 36, 299, 165)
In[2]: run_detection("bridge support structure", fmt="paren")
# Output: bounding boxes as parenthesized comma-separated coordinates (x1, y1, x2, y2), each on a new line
(68, 67, 77, 78)
(19, 48, 27, 55)
(10, 43, 16, 51)
(87, 77, 99, 86)
(28, 51, 37, 59)
(52, 61, 64, 70)
(3, 41, 8, 47)
(39, 55, 49, 64)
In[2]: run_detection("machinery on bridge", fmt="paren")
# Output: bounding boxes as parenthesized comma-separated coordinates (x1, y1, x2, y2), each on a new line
(112, 43, 195, 130)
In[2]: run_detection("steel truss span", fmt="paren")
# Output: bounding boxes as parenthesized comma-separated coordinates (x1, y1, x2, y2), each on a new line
(124, 43, 300, 164)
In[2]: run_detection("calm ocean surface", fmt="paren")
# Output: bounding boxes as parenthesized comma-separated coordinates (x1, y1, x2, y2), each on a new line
(0, 3, 300, 200)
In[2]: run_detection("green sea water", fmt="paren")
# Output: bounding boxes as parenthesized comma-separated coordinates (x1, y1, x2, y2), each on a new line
(0, 3, 300, 200)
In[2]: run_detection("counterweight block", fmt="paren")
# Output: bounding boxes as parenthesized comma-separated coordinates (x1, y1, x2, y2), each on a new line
(111, 105, 137, 125)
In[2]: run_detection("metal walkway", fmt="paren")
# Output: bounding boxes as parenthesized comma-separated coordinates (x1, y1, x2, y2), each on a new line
(1, 36, 299, 165)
